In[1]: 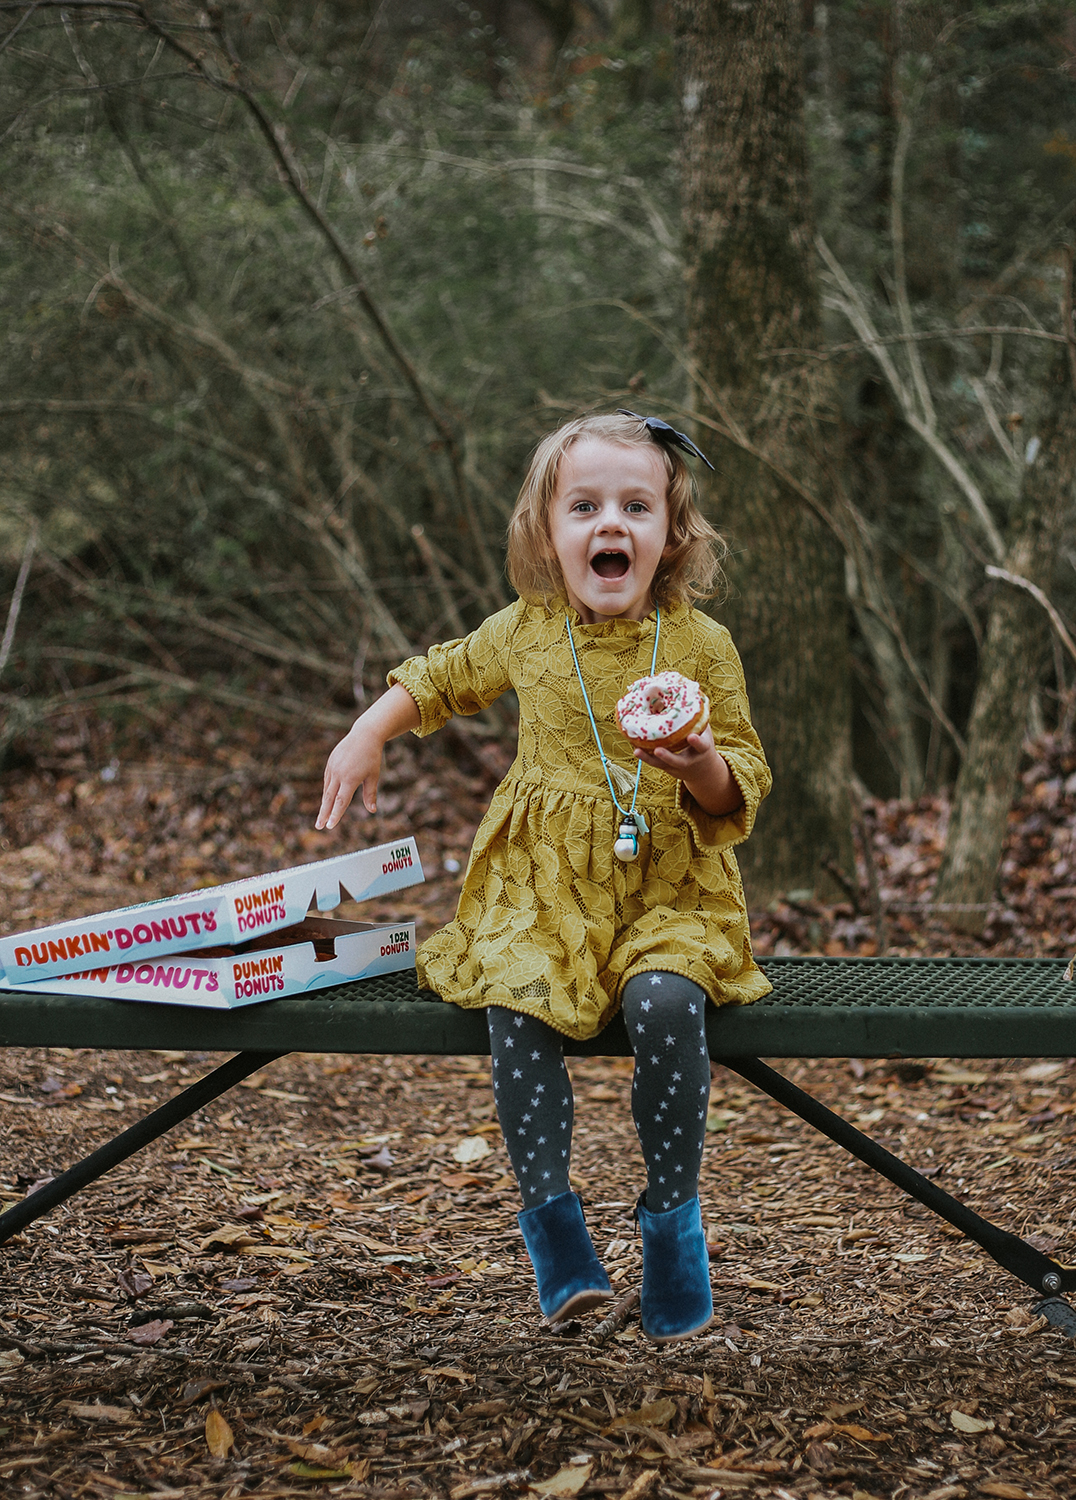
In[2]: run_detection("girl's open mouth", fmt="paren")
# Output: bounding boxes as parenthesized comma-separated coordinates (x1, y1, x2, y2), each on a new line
(591, 551, 630, 579)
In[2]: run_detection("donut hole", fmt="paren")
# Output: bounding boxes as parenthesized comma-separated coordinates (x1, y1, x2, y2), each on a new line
(645, 688, 669, 715)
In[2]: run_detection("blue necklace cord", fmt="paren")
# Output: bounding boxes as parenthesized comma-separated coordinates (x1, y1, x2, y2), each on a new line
(565, 606, 661, 825)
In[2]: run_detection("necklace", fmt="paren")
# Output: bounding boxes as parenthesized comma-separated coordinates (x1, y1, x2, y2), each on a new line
(565, 607, 661, 861)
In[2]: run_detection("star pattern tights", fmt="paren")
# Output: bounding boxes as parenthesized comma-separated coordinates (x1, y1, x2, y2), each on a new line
(487, 972, 711, 1212)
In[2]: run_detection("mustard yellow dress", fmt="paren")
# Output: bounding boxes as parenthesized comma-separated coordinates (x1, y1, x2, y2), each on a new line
(388, 597, 772, 1041)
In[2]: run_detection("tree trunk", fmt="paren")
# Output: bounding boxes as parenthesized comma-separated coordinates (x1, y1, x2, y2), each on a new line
(674, 0, 853, 904)
(935, 258, 1076, 934)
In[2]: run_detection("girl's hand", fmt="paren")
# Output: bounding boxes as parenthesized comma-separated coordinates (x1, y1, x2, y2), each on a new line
(317, 724, 385, 829)
(634, 723, 744, 817)
(314, 684, 421, 830)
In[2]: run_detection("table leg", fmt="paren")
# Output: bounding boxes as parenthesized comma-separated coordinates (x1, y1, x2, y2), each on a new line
(0, 1049, 287, 1246)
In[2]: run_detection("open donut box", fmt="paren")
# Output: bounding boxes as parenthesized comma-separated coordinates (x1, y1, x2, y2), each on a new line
(0, 841, 423, 1010)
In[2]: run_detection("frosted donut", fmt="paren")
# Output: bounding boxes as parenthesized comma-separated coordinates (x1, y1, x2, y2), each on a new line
(617, 671, 709, 751)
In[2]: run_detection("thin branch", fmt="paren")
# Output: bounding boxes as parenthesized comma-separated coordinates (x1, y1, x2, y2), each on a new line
(817, 233, 1006, 562)
(37, 647, 353, 728)
(889, 71, 935, 429)
(986, 565, 1076, 669)
(0, 0, 39, 57)
(968, 376, 1021, 470)
(763, 326, 1068, 361)
(0, 520, 38, 680)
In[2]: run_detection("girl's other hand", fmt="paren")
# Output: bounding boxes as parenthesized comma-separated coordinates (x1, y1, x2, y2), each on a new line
(634, 724, 743, 817)
(314, 684, 422, 831)
(316, 725, 384, 829)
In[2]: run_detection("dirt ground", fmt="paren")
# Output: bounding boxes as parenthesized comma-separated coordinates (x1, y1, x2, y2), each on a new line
(2, 706, 1076, 1500)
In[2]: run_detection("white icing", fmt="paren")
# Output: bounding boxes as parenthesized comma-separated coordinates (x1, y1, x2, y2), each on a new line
(617, 671, 706, 745)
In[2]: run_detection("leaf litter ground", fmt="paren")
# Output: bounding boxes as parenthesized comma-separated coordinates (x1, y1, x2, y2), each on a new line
(3, 707, 1076, 1500)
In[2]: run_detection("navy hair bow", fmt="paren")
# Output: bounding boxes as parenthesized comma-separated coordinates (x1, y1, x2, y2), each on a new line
(617, 409, 715, 471)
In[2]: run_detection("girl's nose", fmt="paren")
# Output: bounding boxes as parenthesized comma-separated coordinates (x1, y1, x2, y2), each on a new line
(596, 504, 627, 532)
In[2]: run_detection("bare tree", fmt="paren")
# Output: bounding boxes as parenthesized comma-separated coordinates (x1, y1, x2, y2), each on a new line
(935, 248, 1076, 933)
(673, 0, 853, 903)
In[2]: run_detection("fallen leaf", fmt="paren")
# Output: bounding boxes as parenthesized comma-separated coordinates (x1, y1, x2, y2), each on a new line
(178, 1378, 228, 1405)
(610, 1398, 677, 1430)
(359, 1145, 395, 1171)
(950, 1409, 994, 1434)
(205, 1407, 234, 1457)
(978, 1484, 1028, 1499)
(0, 1350, 25, 1370)
(528, 1462, 592, 1496)
(452, 1135, 491, 1164)
(420, 1366, 472, 1383)
(832, 1422, 891, 1442)
(284, 1438, 349, 1463)
(220, 1278, 258, 1292)
(128, 1318, 173, 1345)
(199, 1224, 259, 1252)
(441, 1171, 488, 1188)
(116, 1269, 154, 1298)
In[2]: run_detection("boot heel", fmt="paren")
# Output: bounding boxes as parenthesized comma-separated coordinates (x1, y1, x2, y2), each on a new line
(518, 1191, 612, 1323)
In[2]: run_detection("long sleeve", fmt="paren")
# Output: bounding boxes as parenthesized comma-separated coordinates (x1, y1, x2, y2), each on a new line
(675, 625, 771, 849)
(387, 599, 526, 737)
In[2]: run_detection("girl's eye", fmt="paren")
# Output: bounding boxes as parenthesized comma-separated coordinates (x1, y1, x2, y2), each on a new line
(572, 501, 596, 513)
(626, 501, 648, 513)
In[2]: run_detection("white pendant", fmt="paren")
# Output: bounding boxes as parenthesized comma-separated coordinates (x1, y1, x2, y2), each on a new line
(614, 818, 639, 861)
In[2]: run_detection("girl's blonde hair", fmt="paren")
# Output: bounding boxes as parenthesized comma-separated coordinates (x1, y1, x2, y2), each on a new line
(506, 412, 726, 611)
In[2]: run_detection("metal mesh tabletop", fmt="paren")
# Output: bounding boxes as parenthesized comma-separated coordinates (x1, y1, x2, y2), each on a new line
(3, 955, 1074, 1056)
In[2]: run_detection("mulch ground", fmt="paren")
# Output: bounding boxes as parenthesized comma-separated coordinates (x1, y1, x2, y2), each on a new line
(2, 705, 1076, 1500)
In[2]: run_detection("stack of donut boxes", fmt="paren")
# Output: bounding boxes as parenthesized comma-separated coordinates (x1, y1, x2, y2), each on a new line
(0, 841, 424, 1010)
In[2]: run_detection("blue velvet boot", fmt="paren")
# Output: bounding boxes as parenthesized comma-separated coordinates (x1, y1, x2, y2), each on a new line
(634, 1193, 713, 1343)
(518, 1191, 613, 1323)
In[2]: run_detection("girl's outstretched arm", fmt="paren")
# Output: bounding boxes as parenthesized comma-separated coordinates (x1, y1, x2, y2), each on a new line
(634, 723, 744, 816)
(316, 684, 421, 830)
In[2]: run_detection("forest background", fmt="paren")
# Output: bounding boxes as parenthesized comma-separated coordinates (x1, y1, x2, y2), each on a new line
(2, 0, 1076, 930)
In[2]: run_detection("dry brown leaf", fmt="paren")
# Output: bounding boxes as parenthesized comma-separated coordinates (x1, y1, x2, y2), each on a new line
(609, 1397, 677, 1430)
(178, 1378, 227, 1406)
(205, 1407, 235, 1457)
(832, 1421, 891, 1442)
(978, 1484, 1029, 1499)
(949, 1409, 994, 1434)
(128, 1317, 173, 1345)
(528, 1462, 592, 1496)
(284, 1437, 349, 1464)
(199, 1224, 259, 1252)
(452, 1135, 491, 1164)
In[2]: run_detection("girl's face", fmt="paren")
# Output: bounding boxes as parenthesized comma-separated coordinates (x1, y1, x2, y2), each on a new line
(547, 438, 671, 624)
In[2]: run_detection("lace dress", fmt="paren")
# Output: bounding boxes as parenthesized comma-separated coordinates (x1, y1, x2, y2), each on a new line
(389, 597, 772, 1041)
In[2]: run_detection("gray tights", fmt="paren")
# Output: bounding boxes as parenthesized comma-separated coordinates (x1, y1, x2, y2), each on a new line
(487, 972, 711, 1211)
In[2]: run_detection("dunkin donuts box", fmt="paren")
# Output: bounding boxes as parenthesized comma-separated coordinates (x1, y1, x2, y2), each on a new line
(0, 915, 417, 1010)
(0, 840, 422, 985)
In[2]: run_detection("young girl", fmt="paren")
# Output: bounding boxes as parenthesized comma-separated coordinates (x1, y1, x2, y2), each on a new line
(317, 412, 771, 1343)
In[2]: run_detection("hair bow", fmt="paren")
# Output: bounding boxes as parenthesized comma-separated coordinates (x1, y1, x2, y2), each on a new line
(616, 409, 715, 471)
